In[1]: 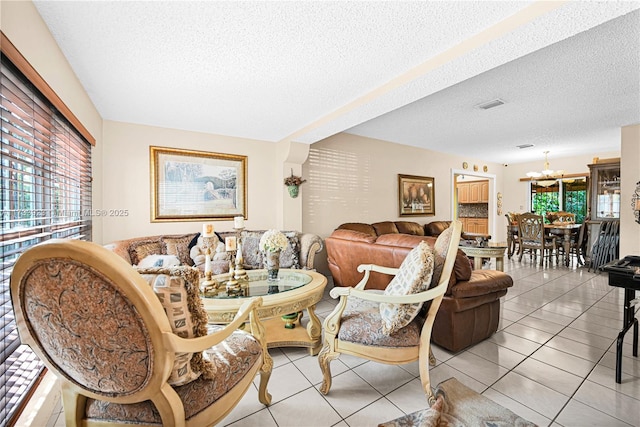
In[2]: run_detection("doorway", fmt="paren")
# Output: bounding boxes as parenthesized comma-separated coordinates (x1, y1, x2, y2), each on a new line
(450, 169, 497, 240)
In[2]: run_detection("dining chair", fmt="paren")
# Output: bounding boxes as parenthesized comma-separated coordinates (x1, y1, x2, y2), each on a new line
(547, 211, 576, 224)
(505, 213, 520, 259)
(11, 239, 271, 427)
(556, 218, 590, 266)
(318, 221, 462, 405)
(517, 213, 557, 266)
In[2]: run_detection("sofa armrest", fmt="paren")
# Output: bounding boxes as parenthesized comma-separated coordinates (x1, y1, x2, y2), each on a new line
(449, 270, 513, 299)
(299, 233, 324, 270)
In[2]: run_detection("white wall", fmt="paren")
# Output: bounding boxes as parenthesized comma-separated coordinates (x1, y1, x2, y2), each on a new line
(303, 133, 507, 274)
(620, 124, 640, 257)
(100, 121, 281, 243)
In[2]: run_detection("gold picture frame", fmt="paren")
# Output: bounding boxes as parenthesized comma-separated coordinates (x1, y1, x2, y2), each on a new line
(398, 174, 435, 216)
(150, 146, 247, 222)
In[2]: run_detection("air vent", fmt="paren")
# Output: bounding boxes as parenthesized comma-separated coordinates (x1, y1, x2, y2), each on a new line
(476, 99, 505, 110)
(517, 144, 534, 149)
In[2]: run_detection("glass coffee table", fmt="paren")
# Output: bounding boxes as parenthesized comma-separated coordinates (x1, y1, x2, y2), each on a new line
(201, 269, 327, 355)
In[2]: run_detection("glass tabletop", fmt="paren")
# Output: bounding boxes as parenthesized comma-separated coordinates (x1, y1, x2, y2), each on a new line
(201, 269, 312, 299)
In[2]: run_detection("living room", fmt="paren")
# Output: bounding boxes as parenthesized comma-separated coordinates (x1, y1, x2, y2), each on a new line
(2, 1, 640, 426)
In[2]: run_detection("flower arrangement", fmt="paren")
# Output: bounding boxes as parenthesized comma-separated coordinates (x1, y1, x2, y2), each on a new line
(259, 229, 288, 253)
(283, 169, 306, 187)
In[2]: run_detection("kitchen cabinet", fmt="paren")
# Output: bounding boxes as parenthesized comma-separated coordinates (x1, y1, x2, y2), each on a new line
(458, 183, 470, 203)
(457, 180, 489, 203)
(460, 217, 488, 234)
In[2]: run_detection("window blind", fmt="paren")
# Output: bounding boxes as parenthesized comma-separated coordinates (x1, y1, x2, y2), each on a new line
(0, 55, 92, 426)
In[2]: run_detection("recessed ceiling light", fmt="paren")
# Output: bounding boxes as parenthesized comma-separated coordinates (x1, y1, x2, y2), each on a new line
(517, 144, 534, 149)
(476, 99, 505, 110)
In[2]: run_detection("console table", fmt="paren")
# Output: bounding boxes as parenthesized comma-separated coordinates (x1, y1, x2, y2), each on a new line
(459, 244, 507, 271)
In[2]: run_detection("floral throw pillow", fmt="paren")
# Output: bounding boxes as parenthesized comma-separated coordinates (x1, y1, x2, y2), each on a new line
(380, 241, 435, 335)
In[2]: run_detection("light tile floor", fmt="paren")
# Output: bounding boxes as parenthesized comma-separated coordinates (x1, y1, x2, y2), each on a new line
(46, 258, 640, 426)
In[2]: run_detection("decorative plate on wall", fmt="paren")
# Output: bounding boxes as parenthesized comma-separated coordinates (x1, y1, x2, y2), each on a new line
(483, 165, 488, 172)
(462, 162, 468, 170)
(473, 165, 478, 171)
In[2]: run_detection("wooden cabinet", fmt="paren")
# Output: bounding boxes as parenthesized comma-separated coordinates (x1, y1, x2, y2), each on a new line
(460, 217, 488, 234)
(480, 181, 489, 203)
(458, 183, 470, 203)
(457, 180, 489, 203)
(588, 159, 620, 221)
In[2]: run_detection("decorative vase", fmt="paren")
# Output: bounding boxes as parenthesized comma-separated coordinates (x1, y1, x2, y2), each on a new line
(265, 250, 281, 281)
(287, 185, 299, 198)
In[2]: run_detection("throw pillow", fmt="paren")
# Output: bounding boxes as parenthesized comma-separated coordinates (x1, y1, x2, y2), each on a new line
(128, 240, 163, 265)
(162, 234, 197, 266)
(138, 254, 181, 268)
(135, 266, 215, 386)
(434, 225, 454, 259)
(379, 241, 435, 335)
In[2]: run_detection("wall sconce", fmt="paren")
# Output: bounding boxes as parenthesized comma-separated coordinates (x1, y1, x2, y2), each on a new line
(633, 181, 640, 224)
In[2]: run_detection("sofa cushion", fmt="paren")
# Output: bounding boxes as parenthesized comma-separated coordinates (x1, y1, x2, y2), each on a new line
(162, 234, 198, 266)
(330, 228, 377, 244)
(445, 250, 474, 295)
(375, 234, 433, 249)
(337, 222, 377, 236)
(372, 221, 399, 236)
(395, 221, 425, 236)
(380, 241, 435, 335)
(425, 221, 452, 237)
(135, 266, 215, 386)
(129, 240, 163, 265)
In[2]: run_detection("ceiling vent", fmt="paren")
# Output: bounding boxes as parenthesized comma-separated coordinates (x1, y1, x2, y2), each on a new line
(516, 144, 534, 149)
(476, 99, 505, 110)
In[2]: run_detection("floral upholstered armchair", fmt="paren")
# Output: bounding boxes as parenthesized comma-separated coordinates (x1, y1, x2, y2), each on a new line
(11, 239, 272, 427)
(318, 221, 462, 404)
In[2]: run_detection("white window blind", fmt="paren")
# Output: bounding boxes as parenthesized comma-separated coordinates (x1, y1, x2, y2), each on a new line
(1, 55, 92, 426)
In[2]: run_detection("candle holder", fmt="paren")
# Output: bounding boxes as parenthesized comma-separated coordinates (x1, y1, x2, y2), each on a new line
(201, 245, 219, 290)
(232, 227, 247, 280)
(226, 261, 241, 292)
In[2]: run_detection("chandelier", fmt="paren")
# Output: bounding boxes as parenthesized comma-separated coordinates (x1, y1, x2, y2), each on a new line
(526, 151, 564, 186)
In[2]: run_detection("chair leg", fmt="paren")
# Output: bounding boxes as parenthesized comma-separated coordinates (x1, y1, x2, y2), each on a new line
(318, 341, 339, 395)
(62, 382, 86, 427)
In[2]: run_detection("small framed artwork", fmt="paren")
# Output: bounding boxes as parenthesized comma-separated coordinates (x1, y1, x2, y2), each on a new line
(398, 174, 435, 216)
(150, 146, 247, 222)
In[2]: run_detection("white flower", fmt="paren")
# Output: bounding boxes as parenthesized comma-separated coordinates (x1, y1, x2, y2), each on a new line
(259, 229, 288, 252)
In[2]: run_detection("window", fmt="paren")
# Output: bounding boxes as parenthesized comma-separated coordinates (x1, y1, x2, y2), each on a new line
(1, 55, 92, 425)
(530, 177, 588, 223)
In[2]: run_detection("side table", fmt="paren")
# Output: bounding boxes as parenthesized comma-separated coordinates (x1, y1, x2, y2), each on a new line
(459, 244, 507, 271)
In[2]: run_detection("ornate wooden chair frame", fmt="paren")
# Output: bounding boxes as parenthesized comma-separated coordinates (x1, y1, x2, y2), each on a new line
(318, 221, 462, 404)
(11, 239, 272, 427)
(517, 213, 557, 266)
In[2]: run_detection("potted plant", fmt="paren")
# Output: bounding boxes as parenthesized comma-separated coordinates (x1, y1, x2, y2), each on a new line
(283, 169, 306, 198)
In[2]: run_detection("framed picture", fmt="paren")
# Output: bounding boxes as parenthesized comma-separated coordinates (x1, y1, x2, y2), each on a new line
(398, 174, 435, 216)
(150, 146, 247, 222)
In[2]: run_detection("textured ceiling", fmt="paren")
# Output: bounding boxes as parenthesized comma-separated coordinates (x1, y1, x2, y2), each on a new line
(33, 1, 640, 164)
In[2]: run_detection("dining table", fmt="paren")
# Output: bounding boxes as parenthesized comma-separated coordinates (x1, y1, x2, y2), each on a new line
(545, 223, 582, 266)
(509, 222, 582, 267)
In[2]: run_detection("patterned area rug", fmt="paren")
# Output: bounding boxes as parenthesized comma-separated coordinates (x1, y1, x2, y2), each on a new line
(379, 377, 537, 427)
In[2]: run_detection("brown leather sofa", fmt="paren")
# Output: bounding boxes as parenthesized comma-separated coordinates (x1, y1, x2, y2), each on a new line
(325, 220, 513, 352)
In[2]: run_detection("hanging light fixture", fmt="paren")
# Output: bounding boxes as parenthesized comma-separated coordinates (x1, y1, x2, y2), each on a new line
(526, 151, 564, 185)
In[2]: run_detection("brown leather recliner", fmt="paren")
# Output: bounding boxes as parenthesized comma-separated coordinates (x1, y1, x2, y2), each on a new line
(326, 221, 513, 352)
